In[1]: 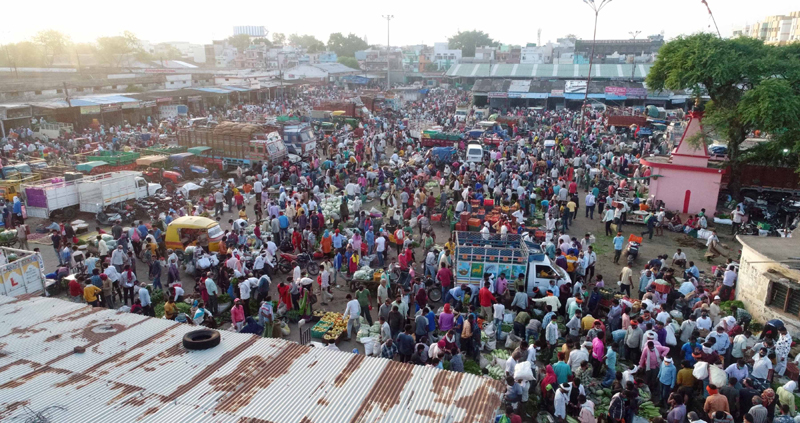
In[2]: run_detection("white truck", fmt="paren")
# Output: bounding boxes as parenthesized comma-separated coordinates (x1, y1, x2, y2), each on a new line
(23, 171, 162, 219)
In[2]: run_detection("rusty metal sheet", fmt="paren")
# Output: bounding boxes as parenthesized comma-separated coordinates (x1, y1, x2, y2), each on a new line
(0, 295, 504, 423)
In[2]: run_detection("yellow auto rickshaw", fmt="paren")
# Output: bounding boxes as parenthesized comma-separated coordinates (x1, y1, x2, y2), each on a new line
(165, 216, 224, 253)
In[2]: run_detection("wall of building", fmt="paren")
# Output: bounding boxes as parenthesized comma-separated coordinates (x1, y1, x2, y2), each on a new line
(647, 166, 722, 214)
(737, 243, 800, 334)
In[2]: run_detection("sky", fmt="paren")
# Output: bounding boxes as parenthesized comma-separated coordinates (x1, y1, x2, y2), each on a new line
(1, 0, 798, 49)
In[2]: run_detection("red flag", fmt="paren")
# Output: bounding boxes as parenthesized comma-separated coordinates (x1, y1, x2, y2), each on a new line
(701, 0, 712, 14)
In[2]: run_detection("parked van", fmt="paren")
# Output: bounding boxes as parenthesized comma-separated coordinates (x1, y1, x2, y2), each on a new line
(466, 143, 484, 163)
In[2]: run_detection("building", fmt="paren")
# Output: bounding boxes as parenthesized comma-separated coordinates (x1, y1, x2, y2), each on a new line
(433, 42, 462, 71)
(496, 45, 521, 64)
(733, 11, 800, 45)
(233, 25, 267, 37)
(640, 111, 724, 214)
(474, 47, 496, 61)
(736, 235, 800, 333)
(318, 52, 338, 63)
(0, 295, 504, 423)
(520, 45, 552, 64)
(574, 35, 664, 64)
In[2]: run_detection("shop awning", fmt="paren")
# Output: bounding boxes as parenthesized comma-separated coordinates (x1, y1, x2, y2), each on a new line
(187, 146, 212, 155)
(136, 156, 168, 166)
(75, 161, 108, 172)
(169, 152, 195, 161)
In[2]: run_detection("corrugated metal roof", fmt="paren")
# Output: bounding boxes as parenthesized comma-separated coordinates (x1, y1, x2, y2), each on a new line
(447, 63, 653, 79)
(0, 295, 504, 422)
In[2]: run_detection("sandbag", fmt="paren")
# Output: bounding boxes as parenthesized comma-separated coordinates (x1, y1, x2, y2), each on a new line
(692, 362, 709, 380)
(479, 354, 490, 369)
(505, 333, 521, 350)
(486, 339, 497, 351)
(484, 322, 496, 337)
(709, 364, 728, 387)
(280, 321, 290, 336)
(514, 361, 535, 381)
(363, 338, 374, 356)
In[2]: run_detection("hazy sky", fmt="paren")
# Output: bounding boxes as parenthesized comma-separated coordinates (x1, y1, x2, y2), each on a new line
(2, 0, 798, 48)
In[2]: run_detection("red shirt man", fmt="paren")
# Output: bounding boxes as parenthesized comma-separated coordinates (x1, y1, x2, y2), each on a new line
(478, 285, 496, 307)
(437, 266, 453, 288)
(68, 279, 83, 298)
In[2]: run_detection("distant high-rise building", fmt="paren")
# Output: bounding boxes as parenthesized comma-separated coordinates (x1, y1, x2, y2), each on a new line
(733, 11, 800, 45)
(233, 26, 267, 37)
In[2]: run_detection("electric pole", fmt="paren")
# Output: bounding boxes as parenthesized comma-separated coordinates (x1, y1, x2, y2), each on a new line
(629, 30, 641, 81)
(382, 15, 394, 90)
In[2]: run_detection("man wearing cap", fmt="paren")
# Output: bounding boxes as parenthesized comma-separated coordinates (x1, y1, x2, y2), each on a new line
(710, 296, 722, 326)
(657, 357, 677, 406)
(554, 382, 570, 420)
(707, 325, 730, 356)
(568, 341, 591, 372)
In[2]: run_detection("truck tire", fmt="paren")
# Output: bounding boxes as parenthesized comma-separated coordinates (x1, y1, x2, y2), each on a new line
(182, 329, 220, 350)
(64, 207, 77, 219)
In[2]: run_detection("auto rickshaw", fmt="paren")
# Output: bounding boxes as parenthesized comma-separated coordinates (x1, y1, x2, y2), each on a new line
(165, 216, 224, 254)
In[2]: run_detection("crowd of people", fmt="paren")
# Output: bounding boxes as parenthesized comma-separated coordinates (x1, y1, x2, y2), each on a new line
(23, 82, 799, 423)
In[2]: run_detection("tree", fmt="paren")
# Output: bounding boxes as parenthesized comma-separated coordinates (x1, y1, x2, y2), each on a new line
(226, 34, 252, 52)
(448, 30, 497, 57)
(647, 33, 800, 198)
(252, 38, 272, 47)
(327, 33, 368, 58)
(33, 30, 70, 66)
(272, 32, 286, 46)
(158, 45, 183, 60)
(0, 42, 44, 68)
(96, 31, 145, 68)
(337, 56, 360, 70)
(289, 34, 325, 53)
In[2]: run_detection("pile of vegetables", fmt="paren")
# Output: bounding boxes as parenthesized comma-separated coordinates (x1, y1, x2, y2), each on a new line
(486, 365, 504, 380)
(463, 359, 481, 376)
(591, 387, 613, 417)
(637, 401, 661, 420)
(492, 350, 510, 361)
(500, 323, 513, 333)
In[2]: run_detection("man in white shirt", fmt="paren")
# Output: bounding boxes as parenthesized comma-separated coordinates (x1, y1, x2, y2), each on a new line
(343, 294, 361, 340)
(671, 249, 687, 268)
(253, 180, 263, 204)
(137, 282, 154, 316)
(375, 234, 386, 267)
(492, 302, 505, 329)
(585, 192, 596, 219)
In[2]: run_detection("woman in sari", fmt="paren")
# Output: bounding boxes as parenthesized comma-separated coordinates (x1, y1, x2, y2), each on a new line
(277, 281, 293, 311)
(348, 251, 360, 275)
(297, 284, 312, 317)
(777, 381, 797, 417)
(415, 286, 428, 312)
(197, 276, 209, 305)
(321, 230, 333, 257)
(540, 365, 557, 412)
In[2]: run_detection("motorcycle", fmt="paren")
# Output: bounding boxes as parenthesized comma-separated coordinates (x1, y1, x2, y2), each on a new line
(625, 240, 640, 266)
(96, 204, 127, 226)
(277, 251, 319, 275)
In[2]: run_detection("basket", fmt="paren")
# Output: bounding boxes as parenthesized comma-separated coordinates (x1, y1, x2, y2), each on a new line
(311, 322, 332, 338)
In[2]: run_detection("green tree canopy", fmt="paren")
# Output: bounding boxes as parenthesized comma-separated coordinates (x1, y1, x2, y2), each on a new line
(226, 34, 252, 52)
(96, 31, 145, 68)
(448, 30, 497, 57)
(647, 33, 800, 197)
(289, 34, 325, 53)
(272, 32, 286, 46)
(337, 56, 360, 70)
(327, 33, 368, 58)
(32, 30, 70, 65)
(0, 41, 44, 68)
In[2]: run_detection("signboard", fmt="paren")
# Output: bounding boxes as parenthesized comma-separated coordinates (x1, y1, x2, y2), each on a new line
(564, 80, 587, 94)
(80, 106, 101, 115)
(156, 97, 173, 103)
(627, 88, 647, 99)
(122, 102, 141, 109)
(188, 96, 203, 101)
(487, 92, 508, 98)
(142, 101, 157, 107)
(101, 104, 121, 112)
(4, 107, 32, 120)
(521, 93, 549, 99)
(604, 86, 627, 96)
(550, 90, 564, 97)
(507, 93, 521, 99)
(0, 251, 45, 297)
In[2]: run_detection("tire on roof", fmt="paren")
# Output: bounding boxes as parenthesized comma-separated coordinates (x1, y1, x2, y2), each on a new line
(182, 329, 221, 350)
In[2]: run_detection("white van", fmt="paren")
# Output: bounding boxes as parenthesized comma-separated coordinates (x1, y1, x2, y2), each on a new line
(466, 143, 484, 163)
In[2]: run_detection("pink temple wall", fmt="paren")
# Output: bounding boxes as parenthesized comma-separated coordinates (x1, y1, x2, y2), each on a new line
(648, 166, 722, 215)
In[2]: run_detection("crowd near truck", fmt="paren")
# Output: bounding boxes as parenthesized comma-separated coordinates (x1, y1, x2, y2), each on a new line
(453, 232, 570, 296)
(177, 122, 288, 170)
(23, 171, 162, 219)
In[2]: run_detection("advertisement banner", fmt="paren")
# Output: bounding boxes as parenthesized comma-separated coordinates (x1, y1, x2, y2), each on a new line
(507, 93, 521, 99)
(101, 104, 121, 112)
(80, 106, 101, 115)
(550, 90, 564, 97)
(488, 92, 508, 98)
(627, 88, 647, 99)
(187, 96, 202, 101)
(564, 80, 587, 94)
(121, 102, 141, 109)
(521, 93, 549, 99)
(156, 97, 173, 103)
(604, 86, 627, 96)
(141, 101, 157, 107)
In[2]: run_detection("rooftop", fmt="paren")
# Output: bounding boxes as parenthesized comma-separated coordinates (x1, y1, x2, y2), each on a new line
(446, 63, 653, 79)
(738, 235, 800, 265)
(0, 295, 502, 423)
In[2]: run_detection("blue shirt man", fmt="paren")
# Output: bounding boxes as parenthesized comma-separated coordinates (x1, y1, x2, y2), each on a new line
(605, 346, 617, 370)
(687, 264, 700, 279)
(137, 223, 148, 239)
(278, 214, 289, 229)
(657, 359, 677, 388)
(612, 235, 625, 251)
(332, 232, 344, 249)
(153, 228, 163, 243)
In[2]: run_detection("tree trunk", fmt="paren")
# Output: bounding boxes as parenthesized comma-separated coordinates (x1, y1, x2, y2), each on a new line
(726, 123, 748, 201)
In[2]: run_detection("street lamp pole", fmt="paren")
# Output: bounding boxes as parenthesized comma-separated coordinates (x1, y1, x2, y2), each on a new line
(579, 0, 613, 136)
(382, 15, 394, 90)
(628, 30, 641, 81)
